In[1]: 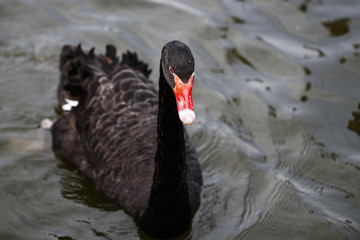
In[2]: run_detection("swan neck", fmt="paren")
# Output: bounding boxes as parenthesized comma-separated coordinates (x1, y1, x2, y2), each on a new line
(154, 64, 187, 186)
(139, 64, 191, 237)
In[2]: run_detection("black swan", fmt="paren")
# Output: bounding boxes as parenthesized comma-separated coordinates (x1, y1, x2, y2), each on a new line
(51, 40, 202, 238)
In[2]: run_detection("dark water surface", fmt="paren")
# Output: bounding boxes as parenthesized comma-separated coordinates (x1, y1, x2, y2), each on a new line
(1, 0, 360, 239)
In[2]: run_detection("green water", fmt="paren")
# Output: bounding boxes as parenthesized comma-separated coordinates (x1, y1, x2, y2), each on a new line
(1, 0, 360, 239)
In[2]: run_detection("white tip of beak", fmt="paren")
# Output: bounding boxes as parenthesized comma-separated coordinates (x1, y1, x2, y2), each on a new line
(179, 109, 196, 126)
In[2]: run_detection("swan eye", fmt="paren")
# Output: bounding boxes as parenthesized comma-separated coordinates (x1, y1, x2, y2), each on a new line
(169, 67, 174, 74)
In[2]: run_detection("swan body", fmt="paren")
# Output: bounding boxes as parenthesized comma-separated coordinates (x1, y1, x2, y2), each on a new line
(51, 41, 202, 238)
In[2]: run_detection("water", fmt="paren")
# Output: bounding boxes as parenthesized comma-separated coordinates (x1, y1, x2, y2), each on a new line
(1, 0, 360, 239)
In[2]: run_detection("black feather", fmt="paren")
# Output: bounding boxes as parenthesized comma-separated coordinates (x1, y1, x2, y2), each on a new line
(89, 47, 95, 59)
(105, 44, 117, 59)
(121, 51, 152, 78)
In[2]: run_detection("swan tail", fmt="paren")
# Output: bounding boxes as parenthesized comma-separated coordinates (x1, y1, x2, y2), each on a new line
(58, 44, 103, 113)
(57, 44, 152, 113)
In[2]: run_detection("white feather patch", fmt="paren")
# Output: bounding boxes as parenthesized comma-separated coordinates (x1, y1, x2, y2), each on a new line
(62, 98, 79, 111)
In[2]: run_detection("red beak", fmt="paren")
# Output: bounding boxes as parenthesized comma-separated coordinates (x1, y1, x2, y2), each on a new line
(173, 73, 196, 126)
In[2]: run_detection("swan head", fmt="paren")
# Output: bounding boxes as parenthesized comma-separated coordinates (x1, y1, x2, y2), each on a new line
(161, 40, 196, 126)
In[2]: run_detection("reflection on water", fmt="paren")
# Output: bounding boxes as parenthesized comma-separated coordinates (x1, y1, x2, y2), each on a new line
(1, 0, 360, 239)
(322, 18, 350, 37)
(58, 159, 121, 212)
